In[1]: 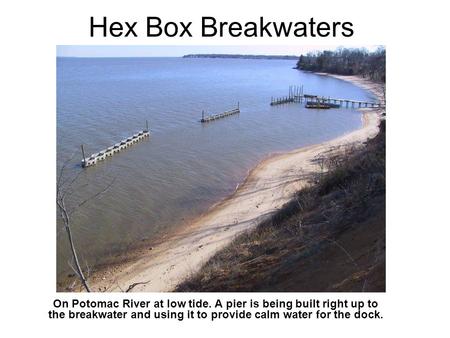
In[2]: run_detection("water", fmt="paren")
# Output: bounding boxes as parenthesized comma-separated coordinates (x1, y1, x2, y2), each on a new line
(56, 57, 374, 280)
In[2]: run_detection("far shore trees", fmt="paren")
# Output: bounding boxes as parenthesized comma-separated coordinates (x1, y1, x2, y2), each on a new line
(297, 47, 386, 82)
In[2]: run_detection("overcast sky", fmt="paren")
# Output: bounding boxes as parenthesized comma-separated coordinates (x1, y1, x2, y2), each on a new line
(57, 45, 381, 57)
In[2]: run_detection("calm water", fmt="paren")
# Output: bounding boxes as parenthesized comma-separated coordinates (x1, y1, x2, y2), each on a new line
(57, 57, 374, 279)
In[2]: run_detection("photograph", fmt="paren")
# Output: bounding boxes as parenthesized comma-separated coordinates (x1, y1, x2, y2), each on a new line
(56, 45, 386, 292)
(6, 0, 450, 335)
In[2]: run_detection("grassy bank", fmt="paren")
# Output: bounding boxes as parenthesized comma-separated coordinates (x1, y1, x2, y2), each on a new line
(177, 120, 385, 292)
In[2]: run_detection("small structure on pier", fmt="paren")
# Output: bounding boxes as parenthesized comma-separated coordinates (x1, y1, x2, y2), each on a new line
(200, 103, 240, 123)
(81, 121, 150, 168)
(304, 95, 339, 109)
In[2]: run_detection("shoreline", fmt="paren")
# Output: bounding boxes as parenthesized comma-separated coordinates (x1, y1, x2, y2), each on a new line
(86, 74, 384, 292)
(315, 72, 386, 105)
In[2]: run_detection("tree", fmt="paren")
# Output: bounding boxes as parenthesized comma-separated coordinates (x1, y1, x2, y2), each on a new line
(56, 155, 115, 292)
(296, 47, 386, 83)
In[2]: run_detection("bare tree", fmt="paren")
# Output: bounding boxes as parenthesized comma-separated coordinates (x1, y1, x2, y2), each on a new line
(57, 155, 115, 292)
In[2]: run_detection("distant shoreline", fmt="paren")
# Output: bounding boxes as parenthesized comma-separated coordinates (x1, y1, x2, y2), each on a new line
(56, 55, 299, 60)
(183, 54, 299, 60)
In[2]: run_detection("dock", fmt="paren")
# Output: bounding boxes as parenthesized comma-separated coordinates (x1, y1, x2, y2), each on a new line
(201, 103, 240, 123)
(303, 94, 384, 109)
(270, 85, 384, 109)
(81, 123, 150, 168)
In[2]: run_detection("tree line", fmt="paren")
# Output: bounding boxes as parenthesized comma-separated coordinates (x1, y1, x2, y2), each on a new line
(297, 47, 386, 82)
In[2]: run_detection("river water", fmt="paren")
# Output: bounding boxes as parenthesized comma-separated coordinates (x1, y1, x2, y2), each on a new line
(56, 57, 374, 280)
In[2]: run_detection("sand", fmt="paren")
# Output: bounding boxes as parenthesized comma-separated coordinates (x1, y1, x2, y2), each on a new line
(316, 73, 386, 107)
(90, 74, 384, 292)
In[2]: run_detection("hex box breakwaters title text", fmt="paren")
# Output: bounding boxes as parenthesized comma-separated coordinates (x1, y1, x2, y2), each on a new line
(89, 17, 354, 38)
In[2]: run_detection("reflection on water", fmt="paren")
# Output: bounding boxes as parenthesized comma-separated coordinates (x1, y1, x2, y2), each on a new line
(57, 57, 373, 279)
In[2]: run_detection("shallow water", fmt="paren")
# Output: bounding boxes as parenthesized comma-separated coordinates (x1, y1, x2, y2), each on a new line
(56, 57, 374, 279)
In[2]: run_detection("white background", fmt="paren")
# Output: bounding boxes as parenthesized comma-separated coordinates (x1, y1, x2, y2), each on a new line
(1, 0, 449, 336)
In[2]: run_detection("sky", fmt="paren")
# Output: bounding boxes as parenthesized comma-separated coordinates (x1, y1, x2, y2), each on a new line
(56, 45, 381, 57)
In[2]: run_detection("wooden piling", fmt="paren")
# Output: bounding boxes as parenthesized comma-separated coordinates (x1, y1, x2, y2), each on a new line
(81, 144, 86, 164)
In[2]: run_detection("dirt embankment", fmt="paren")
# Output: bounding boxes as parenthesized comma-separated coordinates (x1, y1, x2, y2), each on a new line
(178, 120, 386, 292)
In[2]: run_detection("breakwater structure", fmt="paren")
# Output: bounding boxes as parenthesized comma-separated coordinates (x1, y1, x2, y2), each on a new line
(81, 121, 150, 168)
(270, 85, 384, 109)
(270, 85, 304, 105)
(200, 103, 240, 123)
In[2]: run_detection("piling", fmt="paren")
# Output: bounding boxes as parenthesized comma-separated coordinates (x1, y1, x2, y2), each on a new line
(81, 144, 86, 164)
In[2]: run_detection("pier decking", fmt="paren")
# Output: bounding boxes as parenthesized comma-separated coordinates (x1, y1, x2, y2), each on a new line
(200, 104, 240, 123)
(81, 128, 150, 168)
(304, 94, 384, 109)
(270, 85, 384, 109)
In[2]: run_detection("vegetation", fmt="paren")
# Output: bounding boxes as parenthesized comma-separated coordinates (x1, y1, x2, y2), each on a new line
(177, 121, 386, 292)
(297, 47, 386, 82)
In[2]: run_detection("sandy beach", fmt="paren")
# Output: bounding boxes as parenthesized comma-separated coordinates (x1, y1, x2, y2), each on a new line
(89, 74, 384, 292)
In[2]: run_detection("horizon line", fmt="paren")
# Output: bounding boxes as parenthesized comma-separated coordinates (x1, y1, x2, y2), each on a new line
(56, 54, 301, 58)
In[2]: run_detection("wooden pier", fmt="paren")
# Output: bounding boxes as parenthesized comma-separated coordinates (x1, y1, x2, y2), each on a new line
(81, 122, 150, 168)
(201, 103, 240, 123)
(270, 85, 384, 109)
(303, 94, 384, 109)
